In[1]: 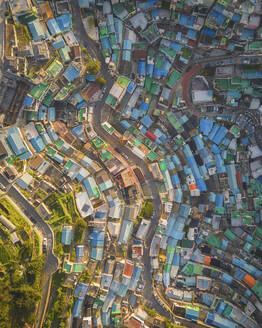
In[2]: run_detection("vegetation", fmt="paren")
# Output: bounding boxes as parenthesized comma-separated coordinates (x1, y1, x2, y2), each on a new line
(44, 191, 80, 225)
(86, 60, 101, 75)
(43, 286, 73, 328)
(54, 227, 64, 258)
(63, 193, 79, 221)
(36, 188, 48, 200)
(139, 200, 153, 218)
(164, 319, 187, 328)
(20, 188, 32, 200)
(0, 230, 43, 328)
(95, 76, 106, 87)
(74, 217, 87, 243)
(143, 305, 158, 317)
(12, 157, 24, 173)
(80, 268, 91, 283)
(74, 184, 82, 193)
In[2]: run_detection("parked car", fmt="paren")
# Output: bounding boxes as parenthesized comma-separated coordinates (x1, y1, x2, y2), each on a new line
(43, 238, 47, 252)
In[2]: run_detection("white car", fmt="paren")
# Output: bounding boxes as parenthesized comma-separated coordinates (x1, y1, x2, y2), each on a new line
(43, 238, 47, 252)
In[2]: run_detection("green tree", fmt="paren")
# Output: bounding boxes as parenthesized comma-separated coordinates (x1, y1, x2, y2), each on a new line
(143, 305, 157, 317)
(80, 268, 91, 283)
(86, 60, 101, 75)
(95, 76, 106, 87)
(11, 284, 41, 326)
(26, 257, 43, 285)
(74, 218, 87, 243)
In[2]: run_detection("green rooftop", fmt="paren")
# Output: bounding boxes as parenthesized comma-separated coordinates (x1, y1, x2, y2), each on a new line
(72, 263, 84, 273)
(99, 149, 113, 161)
(117, 76, 130, 88)
(55, 138, 64, 150)
(46, 59, 63, 77)
(166, 70, 181, 88)
(102, 122, 114, 135)
(167, 111, 183, 133)
(206, 234, 221, 249)
(29, 83, 49, 101)
(147, 151, 157, 161)
(224, 229, 236, 241)
(78, 107, 86, 122)
(92, 137, 106, 149)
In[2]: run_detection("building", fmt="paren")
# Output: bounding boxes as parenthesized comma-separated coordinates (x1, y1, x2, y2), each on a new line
(192, 90, 213, 104)
(61, 225, 73, 245)
(76, 191, 93, 218)
(27, 19, 46, 42)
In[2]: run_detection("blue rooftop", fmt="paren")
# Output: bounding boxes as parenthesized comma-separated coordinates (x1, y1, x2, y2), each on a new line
(46, 18, 61, 36)
(63, 64, 80, 82)
(56, 13, 72, 32)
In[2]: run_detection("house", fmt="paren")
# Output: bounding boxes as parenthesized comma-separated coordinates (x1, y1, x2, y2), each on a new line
(15, 173, 33, 190)
(119, 220, 133, 245)
(6, 127, 31, 158)
(56, 14, 72, 32)
(0, 215, 16, 232)
(76, 245, 85, 261)
(192, 90, 213, 104)
(0, 140, 8, 160)
(29, 155, 44, 171)
(33, 42, 50, 61)
(136, 219, 150, 240)
(123, 260, 134, 278)
(46, 18, 61, 36)
(9, 0, 31, 16)
(63, 64, 80, 82)
(38, 2, 54, 22)
(4, 166, 17, 180)
(76, 191, 93, 218)
(27, 19, 46, 42)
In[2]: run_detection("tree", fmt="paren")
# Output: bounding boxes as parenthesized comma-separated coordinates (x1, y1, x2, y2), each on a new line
(143, 305, 157, 317)
(74, 218, 87, 243)
(86, 60, 101, 75)
(11, 284, 41, 326)
(164, 319, 186, 328)
(26, 257, 43, 285)
(95, 76, 106, 87)
(81, 269, 91, 283)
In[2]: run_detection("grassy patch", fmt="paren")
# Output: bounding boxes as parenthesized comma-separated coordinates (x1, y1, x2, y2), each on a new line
(44, 192, 80, 225)
(35, 188, 48, 200)
(12, 158, 24, 173)
(0, 203, 43, 328)
(139, 201, 153, 218)
(0, 244, 11, 263)
(54, 227, 64, 258)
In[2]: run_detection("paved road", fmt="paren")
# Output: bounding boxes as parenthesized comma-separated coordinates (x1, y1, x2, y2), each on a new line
(0, 173, 59, 328)
(0, 0, 5, 62)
